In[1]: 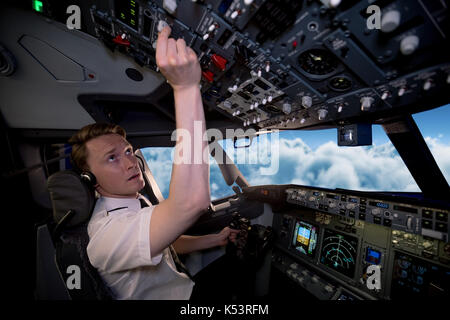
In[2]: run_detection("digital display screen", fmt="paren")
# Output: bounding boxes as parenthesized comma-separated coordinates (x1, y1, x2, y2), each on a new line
(348, 197, 358, 203)
(391, 251, 450, 298)
(369, 201, 389, 209)
(366, 247, 381, 265)
(291, 220, 318, 258)
(313, 191, 320, 196)
(320, 228, 358, 279)
(115, 0, 139, 31)
(326, 194, 339, 200)
(393, 205, 418, 214)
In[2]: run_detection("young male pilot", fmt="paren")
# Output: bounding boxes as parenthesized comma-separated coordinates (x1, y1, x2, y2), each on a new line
(69, 26, 238, 299)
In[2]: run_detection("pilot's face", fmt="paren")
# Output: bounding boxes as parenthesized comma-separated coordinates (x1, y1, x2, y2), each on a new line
(85, 133, 145, 198)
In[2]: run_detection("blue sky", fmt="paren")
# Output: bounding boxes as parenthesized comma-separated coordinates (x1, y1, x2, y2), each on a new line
(142, 103, 450, 200)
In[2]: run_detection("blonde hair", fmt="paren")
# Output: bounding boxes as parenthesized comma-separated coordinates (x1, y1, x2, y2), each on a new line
(69, 123, 126, 171)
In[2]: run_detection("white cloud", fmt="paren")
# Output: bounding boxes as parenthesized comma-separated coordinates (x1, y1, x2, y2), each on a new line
(141, 134, 450, 198)
(425, 136, 450, 183)
(236, 137, 422, 192)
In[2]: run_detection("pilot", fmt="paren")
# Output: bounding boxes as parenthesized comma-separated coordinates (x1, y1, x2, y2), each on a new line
(68, 26, 239, 300)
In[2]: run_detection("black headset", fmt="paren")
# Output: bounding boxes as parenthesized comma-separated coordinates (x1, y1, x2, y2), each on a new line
(78, 153, 145, 188)
(80, 170, 97, 186)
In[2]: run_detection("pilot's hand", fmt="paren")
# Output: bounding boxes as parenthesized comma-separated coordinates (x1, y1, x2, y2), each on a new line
(216, 227, 240, 246)
(155, 26, 201, 92)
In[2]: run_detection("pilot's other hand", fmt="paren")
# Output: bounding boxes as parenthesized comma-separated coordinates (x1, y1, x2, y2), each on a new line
(155, 26, 201, 92)
(215, 227, 240, 247)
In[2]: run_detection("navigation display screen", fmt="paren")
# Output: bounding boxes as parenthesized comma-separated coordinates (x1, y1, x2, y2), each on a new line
(291, 220, 318, 258)
(320, 228, 358, 279)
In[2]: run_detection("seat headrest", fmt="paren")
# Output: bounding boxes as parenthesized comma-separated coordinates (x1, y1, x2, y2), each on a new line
(47, 170, 96, 228)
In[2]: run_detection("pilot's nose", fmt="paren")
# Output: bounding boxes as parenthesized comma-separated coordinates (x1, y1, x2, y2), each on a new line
(124, 154, 137, 170)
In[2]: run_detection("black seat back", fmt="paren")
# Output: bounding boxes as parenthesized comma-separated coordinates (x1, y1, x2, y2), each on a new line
(47, 170, 114, 300)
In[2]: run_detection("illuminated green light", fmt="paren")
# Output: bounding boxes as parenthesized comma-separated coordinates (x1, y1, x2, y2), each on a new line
(120, 12, 126, 19)
(33, 0, 43, 12)
(130, 19, 136, 25)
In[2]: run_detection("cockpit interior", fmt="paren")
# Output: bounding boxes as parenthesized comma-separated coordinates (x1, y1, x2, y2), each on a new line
(1, 0, 449, 303)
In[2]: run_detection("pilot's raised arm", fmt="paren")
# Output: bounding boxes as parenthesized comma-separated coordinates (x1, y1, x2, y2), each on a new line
(70, 26, 237, 300)
(149, 26, 211, 257)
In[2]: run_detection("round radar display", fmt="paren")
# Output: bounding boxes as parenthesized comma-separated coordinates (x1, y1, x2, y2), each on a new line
(320, 228, 358, 278)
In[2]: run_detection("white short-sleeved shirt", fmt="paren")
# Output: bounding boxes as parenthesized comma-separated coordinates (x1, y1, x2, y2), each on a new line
(87, 195, 194, 300)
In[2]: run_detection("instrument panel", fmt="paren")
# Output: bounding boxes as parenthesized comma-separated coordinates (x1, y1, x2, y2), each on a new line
(86, 0, 449, 131)
(285, 187, 449, 241)
(243, 184, 450, 299)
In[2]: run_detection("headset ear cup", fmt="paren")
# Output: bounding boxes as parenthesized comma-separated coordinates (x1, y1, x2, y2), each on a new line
(80, 171, 97, 186)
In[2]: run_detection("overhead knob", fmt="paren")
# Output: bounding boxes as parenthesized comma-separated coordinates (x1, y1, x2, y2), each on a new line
(157, 20, 169, 32)
(423, 79, 432, 91)
(282, 102, 292, 114)
(223, 100, 232, 109)
(381, 10, 401, 33)
(302, 95, 313, 108)
(318, 109, 328, 120)
(360, 96, 374, 111)
(381, 91, 390, 100)
(208, 23, 218, 32)
(398, 87, 406, 97)
(400, 35, 419, 55)
(163, 0, 178, 14)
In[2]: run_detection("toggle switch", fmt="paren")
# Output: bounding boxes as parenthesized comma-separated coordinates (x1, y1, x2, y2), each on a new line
(423, 79, 432, 91)
(211, 54, 227, 71)
(202, 70, 214, 83)
(381, 91, 390, 100)
(360, 96, 374, 111)
(231, 10, 240, 19)
(113, 34, 130, 46)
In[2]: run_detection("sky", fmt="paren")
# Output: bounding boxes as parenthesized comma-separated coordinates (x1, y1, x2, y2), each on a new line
(142, 103, 450, 200)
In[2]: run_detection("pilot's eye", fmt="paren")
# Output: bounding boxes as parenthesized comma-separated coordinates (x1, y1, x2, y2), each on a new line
(125, 147, 133, 155)
(108, 155, 116, 162)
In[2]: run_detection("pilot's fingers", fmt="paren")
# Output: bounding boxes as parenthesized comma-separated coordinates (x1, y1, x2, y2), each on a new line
(186, 46, 198, 62)
(176, 38, 188, 61)
(155, 26, 171, 66)
(167, 38, 178, 65)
